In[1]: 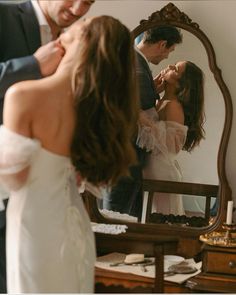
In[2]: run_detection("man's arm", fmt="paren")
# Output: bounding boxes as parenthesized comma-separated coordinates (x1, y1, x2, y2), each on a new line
(0, 56, 41, 98)
(0, 41, 64, 99)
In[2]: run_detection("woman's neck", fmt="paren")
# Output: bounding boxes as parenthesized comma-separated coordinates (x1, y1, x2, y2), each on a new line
(56, 41, 80, 77)
(163, 85, 177, 100)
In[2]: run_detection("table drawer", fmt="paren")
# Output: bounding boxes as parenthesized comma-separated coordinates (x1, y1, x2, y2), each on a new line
(204, 251, 236, 275)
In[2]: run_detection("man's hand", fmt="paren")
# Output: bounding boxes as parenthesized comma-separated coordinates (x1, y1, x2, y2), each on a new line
(153, 73, 165, 94)
(33, 41, 65, 77)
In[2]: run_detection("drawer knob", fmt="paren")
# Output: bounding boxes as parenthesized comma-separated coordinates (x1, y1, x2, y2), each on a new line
(229, 261, 236, 268)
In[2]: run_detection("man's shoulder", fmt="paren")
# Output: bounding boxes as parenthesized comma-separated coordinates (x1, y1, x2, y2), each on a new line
(0, 1, 34, 32)
(135, 51, 150, 73)
(136, 51, 146, 64)
(0, 1, 32, 15)
(0, 1, 19, 11)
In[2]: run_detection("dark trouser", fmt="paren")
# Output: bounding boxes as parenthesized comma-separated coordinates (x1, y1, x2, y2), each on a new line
(0, 225, 6, 294)
(103, 164, 143, 219)
(102, 146, 148, 220)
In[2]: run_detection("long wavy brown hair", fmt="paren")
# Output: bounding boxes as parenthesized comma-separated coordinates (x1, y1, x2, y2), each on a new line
(176, 61, 205, 152)
(70, 16, 139, 186)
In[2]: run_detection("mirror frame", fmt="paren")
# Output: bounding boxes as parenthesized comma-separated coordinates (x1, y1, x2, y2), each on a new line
(84, 2, 233, 238)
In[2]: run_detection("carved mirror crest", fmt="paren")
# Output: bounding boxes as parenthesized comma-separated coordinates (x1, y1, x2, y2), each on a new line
(84, 2, 232, 238)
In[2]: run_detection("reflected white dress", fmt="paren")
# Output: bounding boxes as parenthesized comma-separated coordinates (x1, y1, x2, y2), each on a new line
(137, 104, 188, 215)
(0, 125, 95, 293)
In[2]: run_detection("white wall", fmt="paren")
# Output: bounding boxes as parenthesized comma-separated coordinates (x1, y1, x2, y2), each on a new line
(87, 1, 236, 213)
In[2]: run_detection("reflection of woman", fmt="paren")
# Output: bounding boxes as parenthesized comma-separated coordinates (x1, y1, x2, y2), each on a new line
(137, 61, 205, 215)
(0, 16, 138, 293)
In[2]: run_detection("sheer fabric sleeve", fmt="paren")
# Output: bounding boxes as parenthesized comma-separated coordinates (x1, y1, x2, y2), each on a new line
(0, 125, 41, 191)
(136, 119, 188, 157)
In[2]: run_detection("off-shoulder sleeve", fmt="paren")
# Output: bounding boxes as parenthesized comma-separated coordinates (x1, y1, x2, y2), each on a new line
(136, 120, 188, 157)
(0, 125, 41, 175)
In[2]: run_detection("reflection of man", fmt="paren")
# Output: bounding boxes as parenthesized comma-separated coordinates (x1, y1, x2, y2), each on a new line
(0, 1, 95, 292)
(136, 26, 182, 109)
(103, 26, 182, 219)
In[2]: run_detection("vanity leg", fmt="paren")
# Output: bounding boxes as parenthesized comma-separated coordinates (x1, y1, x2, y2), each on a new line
(154, 244, 164, 293)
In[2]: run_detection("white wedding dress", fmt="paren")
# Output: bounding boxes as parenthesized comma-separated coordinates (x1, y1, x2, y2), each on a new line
(137, 104, 188, 215)
(0, 125, 95, 293)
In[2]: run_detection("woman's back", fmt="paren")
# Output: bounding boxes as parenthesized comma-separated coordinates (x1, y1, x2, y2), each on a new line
(4, 73, 75, 157)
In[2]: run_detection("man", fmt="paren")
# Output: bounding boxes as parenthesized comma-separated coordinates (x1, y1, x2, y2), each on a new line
(0, 0, 95, 292)
(103, 25, 182, 219)
(136, 25, 183, 109)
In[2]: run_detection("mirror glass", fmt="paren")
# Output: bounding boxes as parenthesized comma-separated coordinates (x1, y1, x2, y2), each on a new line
(148, 29, 224, 185)
(99, 28, 223, 221)
(146, 29, 224, 217)
(86, 2, 232, 236)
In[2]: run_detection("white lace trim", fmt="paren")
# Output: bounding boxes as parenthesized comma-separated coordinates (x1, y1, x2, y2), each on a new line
(136, 120, 188, 156)
(60, 206, 90, 291)
(91, 223, 128, 235)
(0, 125, 41, 175)
(60, 166, 95, 292)
(99, 209, 138, 223)
(136, 124, 157, 152)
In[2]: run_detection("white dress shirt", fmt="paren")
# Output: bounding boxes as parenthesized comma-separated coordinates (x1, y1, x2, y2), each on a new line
(31, 0, 52, 44)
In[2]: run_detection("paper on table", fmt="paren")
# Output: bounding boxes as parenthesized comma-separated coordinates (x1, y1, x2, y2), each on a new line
(96, 252, 155, 278)
(96, 252, 202, 284)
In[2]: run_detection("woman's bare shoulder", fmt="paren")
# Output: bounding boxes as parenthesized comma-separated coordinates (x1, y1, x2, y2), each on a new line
(3, 79, 53, 131)
(5, 79, 53, 111)
(6, 79, 42, 100)
(165, 99, 184, 124)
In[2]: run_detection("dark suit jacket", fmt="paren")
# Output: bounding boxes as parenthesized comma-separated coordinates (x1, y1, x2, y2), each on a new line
(136, 51, 159, 110)
(0, 0, 42, 124)
(135, 51, 160, 167)
(0, 0, 42, 228)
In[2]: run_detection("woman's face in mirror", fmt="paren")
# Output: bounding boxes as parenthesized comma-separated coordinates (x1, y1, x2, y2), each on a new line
(161, 61, 186, 85)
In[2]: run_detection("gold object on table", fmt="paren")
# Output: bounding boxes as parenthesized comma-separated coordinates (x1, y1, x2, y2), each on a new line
(199, 223, 236, 247)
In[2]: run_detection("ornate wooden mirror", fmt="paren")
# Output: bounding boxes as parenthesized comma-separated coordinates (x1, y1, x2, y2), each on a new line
(84, 2, 232, 238)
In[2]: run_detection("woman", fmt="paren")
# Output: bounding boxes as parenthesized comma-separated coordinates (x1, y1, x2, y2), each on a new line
(137, 61, 205, 215)
(0, 16, 139, 293)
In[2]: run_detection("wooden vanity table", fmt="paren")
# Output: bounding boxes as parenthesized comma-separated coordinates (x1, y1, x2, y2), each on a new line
(187, 244, 236, 293)
(95, 267, 191, 293)
(94, 231, 191, 293)
(94, 232, 236, 293)
(94, 231, 178, 293)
